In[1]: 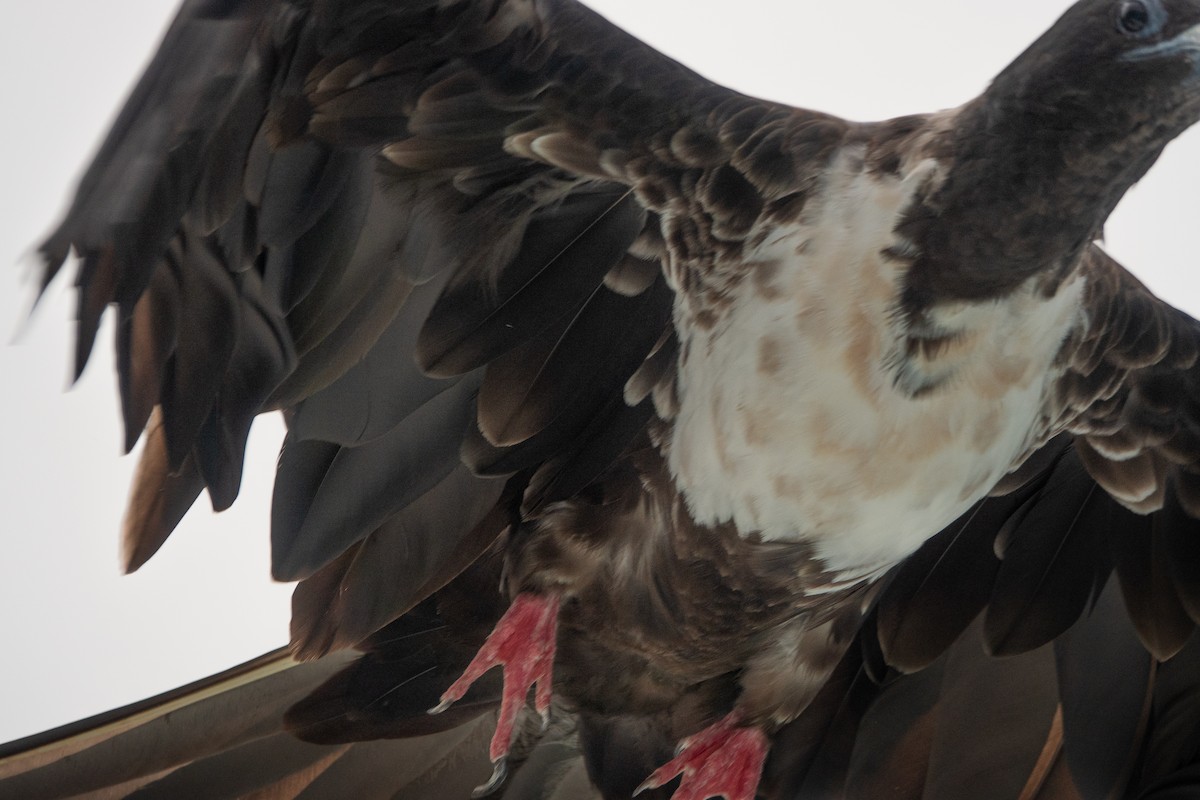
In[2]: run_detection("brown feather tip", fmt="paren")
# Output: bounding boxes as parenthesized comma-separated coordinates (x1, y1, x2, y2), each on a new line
(265, 93, 314, 150)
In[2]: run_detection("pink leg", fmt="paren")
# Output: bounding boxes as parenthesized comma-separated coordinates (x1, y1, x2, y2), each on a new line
(429, 593, 560, 795)
(635, 711, 769, 800)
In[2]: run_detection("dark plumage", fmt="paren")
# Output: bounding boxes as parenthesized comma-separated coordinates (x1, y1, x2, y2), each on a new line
(7, 1, 1200, 798)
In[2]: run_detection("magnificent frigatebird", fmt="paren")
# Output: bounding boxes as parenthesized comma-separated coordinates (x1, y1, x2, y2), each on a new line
(4, 1, 1200, 798)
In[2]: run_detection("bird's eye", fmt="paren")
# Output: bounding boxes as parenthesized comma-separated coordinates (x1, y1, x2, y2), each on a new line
(1116, 0, 1157, 35)
(1118, 1, 1150, 33)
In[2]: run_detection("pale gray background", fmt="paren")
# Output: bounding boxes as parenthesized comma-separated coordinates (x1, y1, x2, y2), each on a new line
(2, 0, 1198, 742)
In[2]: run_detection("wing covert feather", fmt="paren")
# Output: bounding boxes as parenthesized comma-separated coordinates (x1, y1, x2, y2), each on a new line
(45, 0, 847, 658)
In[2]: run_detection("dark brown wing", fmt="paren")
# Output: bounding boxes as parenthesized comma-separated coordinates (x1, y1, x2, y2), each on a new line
(0, 650, 598, 800)
(865, 244, 1200, 794)
(44, 0, 845, 659)
(0, 544, 595, 799)
(1056, 247, 1200, 514)
(1052, 246, 1200, 657)
(864, 242, 1200, 694)
(876, 247, 1200, 667)
(819, 491, 1200, 800)
(6, 496, 1198, 800)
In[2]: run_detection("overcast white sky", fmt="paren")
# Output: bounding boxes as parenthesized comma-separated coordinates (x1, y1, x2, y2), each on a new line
(3, 0, 1200, 744)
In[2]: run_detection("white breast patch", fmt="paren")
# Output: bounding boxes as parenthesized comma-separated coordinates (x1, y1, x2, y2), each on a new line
(666, 151, 1084, 580)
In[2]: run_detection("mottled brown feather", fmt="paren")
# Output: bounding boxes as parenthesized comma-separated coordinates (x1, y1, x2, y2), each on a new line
(33, 3, 1200, 799)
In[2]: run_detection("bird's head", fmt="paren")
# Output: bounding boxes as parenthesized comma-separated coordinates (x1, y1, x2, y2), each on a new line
(905, 0, 1200, 301)
(987, 0, 1200, 153)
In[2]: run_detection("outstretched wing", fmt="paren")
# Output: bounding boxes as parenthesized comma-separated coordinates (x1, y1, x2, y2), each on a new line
(1054, 247, 1200, 656)
(43, 0, 844, 657)
(1056, 248, 1200, 513)
(873, 245, 1200, 672)
(5, 560, 1199, 800)
(0, 651, 598, 800)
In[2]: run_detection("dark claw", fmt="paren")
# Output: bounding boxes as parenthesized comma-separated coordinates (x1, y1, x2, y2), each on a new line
(471, 758, 509, 798)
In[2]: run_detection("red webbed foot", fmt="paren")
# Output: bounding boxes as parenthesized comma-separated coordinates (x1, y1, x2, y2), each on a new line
(430, 592, 560, 796)
(636, 711, 769, 800)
